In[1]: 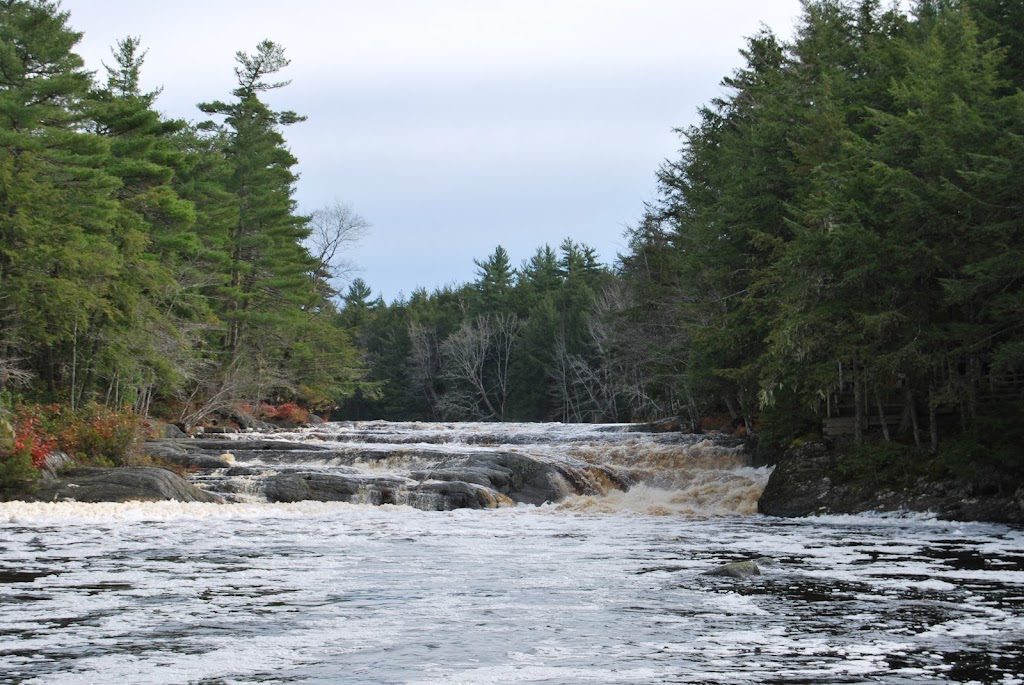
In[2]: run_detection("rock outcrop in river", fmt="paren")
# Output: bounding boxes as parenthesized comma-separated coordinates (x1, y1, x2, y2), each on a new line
(32, 467, 221, 504)
(137, 422, 767, 513)
(758, 441, 1024, 524)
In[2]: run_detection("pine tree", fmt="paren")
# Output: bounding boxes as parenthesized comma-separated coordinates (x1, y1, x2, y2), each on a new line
(83, 36, 203, 408)
(0, 0, 120, 398)
(472, 245, 514, 314)
(197, 40, 317, 376)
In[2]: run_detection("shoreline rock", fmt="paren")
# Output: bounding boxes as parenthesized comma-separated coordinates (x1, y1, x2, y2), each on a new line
(29, 467, 222, 504)
(757, 441, 1024, 524)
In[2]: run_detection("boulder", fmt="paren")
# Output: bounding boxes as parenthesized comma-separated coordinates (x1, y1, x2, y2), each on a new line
(263, 472, 410, 504)
(31, 467, 221, 503)
(704, 560, 761, 579)
(152, 422, 187, 439)
(41, 450, 72, 478)
(412, 480, 513, 510)
(757, 441, 841, 517)
(410, 452, 582, 506)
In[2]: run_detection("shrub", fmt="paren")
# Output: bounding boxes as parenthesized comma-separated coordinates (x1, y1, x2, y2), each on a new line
(11, 405, 59, 468)
(55, 404, 143, 467)
(247, 401, 311, 425)
(0, 406, 48, 496)
(0, 449, 37, 498)
(272, 402, 310, 425)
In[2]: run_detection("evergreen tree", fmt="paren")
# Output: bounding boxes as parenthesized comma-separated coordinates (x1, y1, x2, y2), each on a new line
(0, 0, 120, 398)
(198, 40, 315, 363)
(84, 36, 203, 409)
(472, 245, 514, 314)
(194, 39, 327, 411)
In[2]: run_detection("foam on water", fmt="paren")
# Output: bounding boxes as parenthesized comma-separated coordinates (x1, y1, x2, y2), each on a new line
(2, 502, 1024, 683)
(3, 422, 1024, 683)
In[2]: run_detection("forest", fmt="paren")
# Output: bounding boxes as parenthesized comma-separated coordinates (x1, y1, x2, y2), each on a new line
(1, 0, 1023, 483)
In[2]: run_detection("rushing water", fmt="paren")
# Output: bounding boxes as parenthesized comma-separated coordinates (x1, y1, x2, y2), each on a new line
(1, 422, 1023, 684)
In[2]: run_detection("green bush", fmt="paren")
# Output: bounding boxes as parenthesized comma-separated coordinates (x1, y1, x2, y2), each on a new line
(55, 404, 143, 467)
(0, 449, 38, 499)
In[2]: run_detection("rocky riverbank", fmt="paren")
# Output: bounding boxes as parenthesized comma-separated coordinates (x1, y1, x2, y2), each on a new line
(757, 440, 1024, 524)
(21, 424, 1024, 524)
(24, 432, 631, 509)
(32, 466, 222, 504)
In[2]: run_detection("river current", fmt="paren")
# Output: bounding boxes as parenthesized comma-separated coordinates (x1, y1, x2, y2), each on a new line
(1, 422, 1022, 684)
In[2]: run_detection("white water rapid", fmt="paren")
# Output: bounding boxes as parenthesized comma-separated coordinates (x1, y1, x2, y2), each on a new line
(191, 421, 770, 514)
(2, 422, 1022, 683)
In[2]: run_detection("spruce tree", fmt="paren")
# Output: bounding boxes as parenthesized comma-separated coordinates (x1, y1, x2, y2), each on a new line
(197, 40, 317, 379)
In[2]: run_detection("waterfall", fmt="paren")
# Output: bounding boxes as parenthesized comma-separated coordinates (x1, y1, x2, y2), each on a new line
(185, 422, 772, 515)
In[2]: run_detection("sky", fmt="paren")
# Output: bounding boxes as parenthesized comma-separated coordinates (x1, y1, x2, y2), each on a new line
(62, 0, 806, 302)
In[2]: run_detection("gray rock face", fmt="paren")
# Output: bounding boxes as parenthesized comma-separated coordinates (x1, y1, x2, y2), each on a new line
(411, 452, 577, 506)
(264, 472, 375, 503)
(757, 441, 1024, 524)
(32, 467, 222, 503)
(141, 441, 234, 470)
(153, 423, 187, 439)
(757, 442, 839, 517)
(247, 450, 618, 510)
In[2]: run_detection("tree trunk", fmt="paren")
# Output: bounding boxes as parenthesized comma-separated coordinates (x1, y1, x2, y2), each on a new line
(853, 370, 864, 445)
(928, 386, 940, 454)
(875, 389, 890, 442)
(907, 389, 922, 448)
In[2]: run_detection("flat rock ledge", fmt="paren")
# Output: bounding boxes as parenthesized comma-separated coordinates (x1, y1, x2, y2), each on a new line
(757, 441, 1024, 524)
(30, 467, 222, 504)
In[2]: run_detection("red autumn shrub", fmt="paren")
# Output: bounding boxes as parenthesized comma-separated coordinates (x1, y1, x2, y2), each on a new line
(11, 407, 57, 469)
(4, 403, 142, 468)
(273, 402, 310, 425)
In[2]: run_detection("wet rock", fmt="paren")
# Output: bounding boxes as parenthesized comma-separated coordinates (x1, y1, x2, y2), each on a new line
(648, 417, 684, 433)
(757, 441, 839, 517)
(757, 441, 1024, 524)
(412, 480, 512, 510)
(31, 467, 221, 503)
(410, 452, 591, 506)
(185, 439, 330, 452)
(263, 472, 410, 504)
(203, 426, 238, 434)
(704, 560, 761, 579)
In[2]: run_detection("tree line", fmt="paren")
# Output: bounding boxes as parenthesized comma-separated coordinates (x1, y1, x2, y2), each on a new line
(619, 0, 1024, 457)
(2, 0, 1022, 469)
(341, 0, 1023, 467)
(0, 1, 368, 427)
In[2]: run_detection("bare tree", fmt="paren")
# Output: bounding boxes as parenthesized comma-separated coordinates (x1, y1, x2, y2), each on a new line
(307, 200, 370, 298)
(490, 313, 522, 418)
(0, 355, 33, 393)
(408, 322, 443, 417)
(437, 314, 522, 420)
(441, 317, 494, 419)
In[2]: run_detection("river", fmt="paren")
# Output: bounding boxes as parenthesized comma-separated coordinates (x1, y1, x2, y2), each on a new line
(1, 422, 1022, 683)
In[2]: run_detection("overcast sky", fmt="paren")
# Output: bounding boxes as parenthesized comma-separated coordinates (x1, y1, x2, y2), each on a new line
(62, 1, 805, 302)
